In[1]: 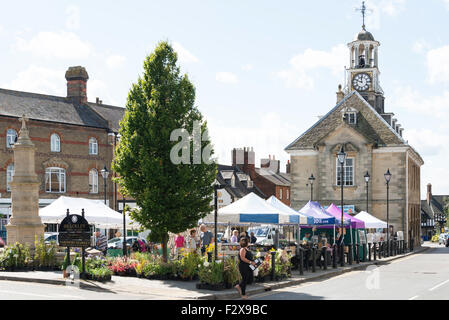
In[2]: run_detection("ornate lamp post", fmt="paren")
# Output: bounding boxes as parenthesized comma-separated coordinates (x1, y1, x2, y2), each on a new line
(213, 183, 226, 261)
(308, 174, 316, 201)
(364, 172, 370, 212)
(384, 169, 392, 257)
(101, 166, 109, 205)
(337, 145, 347, 266)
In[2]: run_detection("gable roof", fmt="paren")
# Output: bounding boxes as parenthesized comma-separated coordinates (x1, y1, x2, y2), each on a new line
(0, 88, 124, 132)
(217, 164, 266, 200)
(285, 91, 406, 151)
(255, 168, 291, 187)
(421, 196, 448, 220)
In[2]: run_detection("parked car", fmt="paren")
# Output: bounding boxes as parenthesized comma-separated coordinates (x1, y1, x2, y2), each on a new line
(107, 236, 145, 250)
(438, 233, 448, 245)
(44, 232, 59, 244)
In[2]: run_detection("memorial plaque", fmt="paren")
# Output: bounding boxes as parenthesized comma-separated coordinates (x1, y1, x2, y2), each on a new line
(59, 214, 91, 248)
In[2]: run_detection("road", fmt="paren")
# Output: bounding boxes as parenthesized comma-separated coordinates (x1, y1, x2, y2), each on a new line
(0, 280, 179, 300)
(252, 243, 449, 300)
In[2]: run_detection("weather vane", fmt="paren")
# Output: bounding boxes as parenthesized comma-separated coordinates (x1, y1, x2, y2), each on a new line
(355, 1, 372, 30)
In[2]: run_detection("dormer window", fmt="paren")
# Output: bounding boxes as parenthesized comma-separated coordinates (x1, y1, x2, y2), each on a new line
(345, 112, 357, 125)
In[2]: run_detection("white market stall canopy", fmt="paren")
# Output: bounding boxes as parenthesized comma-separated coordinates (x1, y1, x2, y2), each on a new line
(217, 192, 290, 224)
(354, 211, 388, 229)
(39, 196, 139, 229)
(265, 196, 311, 225)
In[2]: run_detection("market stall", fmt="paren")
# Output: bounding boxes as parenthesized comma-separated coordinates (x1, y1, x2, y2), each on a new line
(354, 211, 388, 229)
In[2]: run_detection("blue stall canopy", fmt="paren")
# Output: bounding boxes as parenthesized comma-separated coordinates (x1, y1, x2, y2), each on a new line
(298, 201, 338, 226)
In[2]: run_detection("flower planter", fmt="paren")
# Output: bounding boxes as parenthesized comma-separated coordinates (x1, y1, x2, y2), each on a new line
(196, 282, 226, 291)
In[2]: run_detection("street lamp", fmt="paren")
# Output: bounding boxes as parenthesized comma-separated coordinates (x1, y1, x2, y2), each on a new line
(308, 174, 316, 201)
(337, 145, 346, 266)
(101, 166, 109, 205)
(384, 169, 392, 257)
(364, 172, 370, 213)
(214, 183, 226, 261)
(122, 196, 127, 257)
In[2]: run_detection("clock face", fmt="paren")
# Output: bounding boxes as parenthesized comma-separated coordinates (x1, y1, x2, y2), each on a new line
(352, 73, 371, 91)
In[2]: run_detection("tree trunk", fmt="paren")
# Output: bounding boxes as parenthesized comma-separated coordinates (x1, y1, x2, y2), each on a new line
(161, 233, 169, 263)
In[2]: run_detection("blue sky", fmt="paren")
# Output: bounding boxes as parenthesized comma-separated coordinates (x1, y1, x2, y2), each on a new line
(1, 0, 449, 195)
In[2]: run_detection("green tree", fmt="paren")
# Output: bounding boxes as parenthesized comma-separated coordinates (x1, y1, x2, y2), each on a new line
(113, 41, 217, 261)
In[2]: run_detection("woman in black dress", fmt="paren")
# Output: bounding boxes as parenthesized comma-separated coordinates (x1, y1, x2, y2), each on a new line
(235, 238, 256, 299)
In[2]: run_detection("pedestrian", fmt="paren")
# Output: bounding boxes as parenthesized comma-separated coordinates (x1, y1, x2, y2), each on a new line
(200, 224, 213, 255)
(0, 237, 4, 248)
(250, 232, 257, 244)
(95, 230, 108, 256)
(234, 237, 256, 300)
(187, 229, 198, 253)
(175, 233, 185, 258)
(231, 230, 239, 243)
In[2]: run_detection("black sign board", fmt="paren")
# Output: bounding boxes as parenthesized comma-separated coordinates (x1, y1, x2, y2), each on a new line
(59, 211, 91, 248)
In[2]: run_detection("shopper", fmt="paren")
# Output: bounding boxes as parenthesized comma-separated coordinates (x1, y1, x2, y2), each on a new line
(234, 237, 256, 300)
(250, 232, 257, 244)
(174, 233, 185, 258)
(200, 224, 213, 255)
(231, 230, 239, 243)
(187, 229, 198, 253)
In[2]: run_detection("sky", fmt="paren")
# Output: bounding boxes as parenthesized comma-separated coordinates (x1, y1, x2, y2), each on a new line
(0, 0, 448, 196)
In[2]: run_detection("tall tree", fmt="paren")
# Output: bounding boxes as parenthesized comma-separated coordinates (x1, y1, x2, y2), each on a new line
(113, 41, 217, 261)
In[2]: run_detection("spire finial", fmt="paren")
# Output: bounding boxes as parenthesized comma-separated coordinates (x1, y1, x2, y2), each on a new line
(356, 1, 370, 30)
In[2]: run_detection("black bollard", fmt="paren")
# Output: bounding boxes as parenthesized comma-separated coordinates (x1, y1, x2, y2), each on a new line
(333, 244, 337, 269)
(322, 247, 328, 270)
(348, 244, 353, 265)
(368, 244, 371, 262)
(271, 251, 276, 281)
(355, 244, 359, 264)
(373, 243, 377, 261)
(340, 245, 345, 267)
(311, 247, 316, 273)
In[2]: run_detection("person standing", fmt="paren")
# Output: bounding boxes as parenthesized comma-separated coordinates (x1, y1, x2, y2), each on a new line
(231, 230, 239, 243)
(174, 233, 185, 258)
(234, 238, 256, 300)
(187, 229, 198, 253)
(200, 224, 213, 255)
(250, 232, 257, 244)
(95, 230, 108, 256)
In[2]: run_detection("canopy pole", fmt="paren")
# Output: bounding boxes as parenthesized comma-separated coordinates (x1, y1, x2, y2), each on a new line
(333, 225, 336, 245)
(350, 224, 353, 245)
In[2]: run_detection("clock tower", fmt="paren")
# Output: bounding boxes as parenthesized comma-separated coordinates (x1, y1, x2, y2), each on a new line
(346, 10, 385, 114)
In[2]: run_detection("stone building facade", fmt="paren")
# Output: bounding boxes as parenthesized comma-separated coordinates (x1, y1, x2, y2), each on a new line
(285, 26, 424, 247)
(0, 66, 126, 216)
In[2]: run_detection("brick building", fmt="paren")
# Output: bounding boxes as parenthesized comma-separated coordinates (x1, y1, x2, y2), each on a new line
(285, 26, 424, 247)
(0, 66, 126, 217)
(232, 148, 291, 205)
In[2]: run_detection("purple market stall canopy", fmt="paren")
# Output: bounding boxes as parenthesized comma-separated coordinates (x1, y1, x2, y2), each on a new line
(298, 201, 337, 226)
(326, 204, 365, 229)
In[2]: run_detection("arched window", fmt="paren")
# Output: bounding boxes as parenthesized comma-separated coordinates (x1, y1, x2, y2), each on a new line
(6, 164, 14, 192)
(6, 129, 17, 148)
(45, 167, 66, 193)
(89, 137, 98, 155)
(50, 134, 61, 152)
(89, 169, 98, 194)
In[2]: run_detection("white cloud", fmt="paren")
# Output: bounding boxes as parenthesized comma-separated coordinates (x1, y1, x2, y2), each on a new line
(2, 65, 65, 96)
(172, 42, 199, 64)
(443, 0, 449, 10)
(412, 39, 431, 54)
(242, 64, 254, 71)
(392, 86, 449, 118)
(13, 31, 92, 60)
(277, 44, 346, 90)
(106, 55, 126, 69)
(404, 129, 448, 157)
(427, 44, 449, 84)
(364, 0, 406, 30)
(89, 78, 118, 105)
(66, 5, 81, 30)
(216, 72, 238, 84)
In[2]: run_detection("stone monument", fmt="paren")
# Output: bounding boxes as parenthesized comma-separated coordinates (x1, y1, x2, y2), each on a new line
(6, 115, 45, 246)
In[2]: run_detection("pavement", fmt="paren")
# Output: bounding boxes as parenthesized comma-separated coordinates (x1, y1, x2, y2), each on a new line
(0, 243, 430, 300)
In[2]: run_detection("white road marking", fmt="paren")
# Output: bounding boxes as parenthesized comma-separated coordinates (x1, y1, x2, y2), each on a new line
(409, 295, 419, 300)
(429, 279, 449, 292)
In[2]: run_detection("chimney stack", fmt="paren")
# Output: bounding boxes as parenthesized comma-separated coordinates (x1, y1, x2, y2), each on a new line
(65, 66, 89, 104)
(336, 84, 344, 103)
(427, 183, 432, 205)
(232, 147, 255, 178)
(286, 160, 291, 174)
